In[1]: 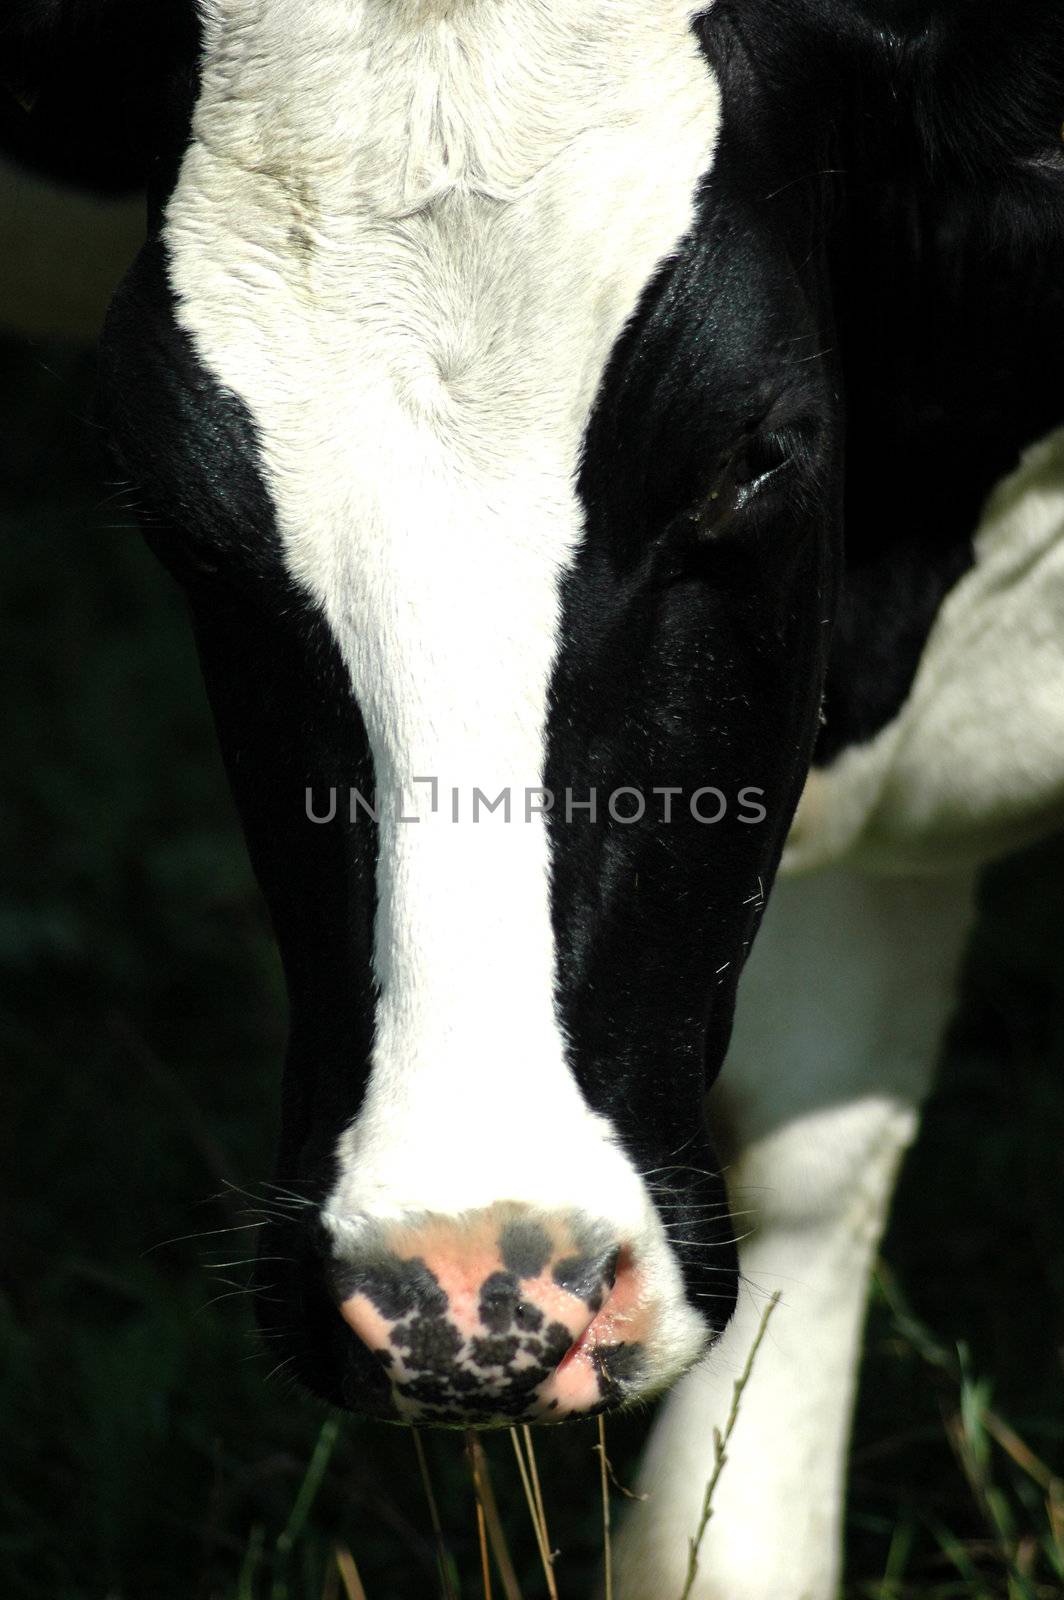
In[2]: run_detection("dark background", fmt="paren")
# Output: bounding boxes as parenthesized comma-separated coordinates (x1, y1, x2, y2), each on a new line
(2, 324, 1063, 1598)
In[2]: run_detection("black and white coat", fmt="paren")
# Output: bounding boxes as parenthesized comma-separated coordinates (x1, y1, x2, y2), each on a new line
(4, 1, 1064, 1595)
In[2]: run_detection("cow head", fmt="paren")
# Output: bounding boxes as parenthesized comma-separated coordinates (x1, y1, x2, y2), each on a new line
(93, 0, 839, 1425)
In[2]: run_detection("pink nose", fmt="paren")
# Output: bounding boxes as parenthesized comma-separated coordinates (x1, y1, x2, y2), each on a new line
(335, 1212, 641, 1423)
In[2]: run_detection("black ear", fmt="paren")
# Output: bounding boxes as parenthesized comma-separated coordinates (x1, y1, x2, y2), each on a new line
(0, 0, 200, 196)
(843, 0, 1064, 173)
(905, 0, 1064, 175)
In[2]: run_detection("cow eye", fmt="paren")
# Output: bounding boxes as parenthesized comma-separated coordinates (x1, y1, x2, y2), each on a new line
(687, 431, 794, 540)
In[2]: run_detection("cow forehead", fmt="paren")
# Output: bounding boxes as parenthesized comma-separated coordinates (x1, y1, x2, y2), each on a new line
(170, 0, 719, 502)
(165, 0, 720, 1209)
(168, 0, 719, 742)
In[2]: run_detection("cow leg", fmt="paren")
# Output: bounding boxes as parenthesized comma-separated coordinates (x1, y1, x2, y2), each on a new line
(614, 864, 977, 1600)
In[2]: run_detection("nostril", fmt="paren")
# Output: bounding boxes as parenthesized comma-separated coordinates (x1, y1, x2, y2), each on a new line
(551, 1244, 622, 1314)
(478, 1269, 524, 1333)
(513, 1297, 545, 1333)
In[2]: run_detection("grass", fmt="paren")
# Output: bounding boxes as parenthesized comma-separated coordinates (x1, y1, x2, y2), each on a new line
(1, 334, 1062, 1599)
(854, 1269, 1064, 1600)
(677, 1291, 782, 1600)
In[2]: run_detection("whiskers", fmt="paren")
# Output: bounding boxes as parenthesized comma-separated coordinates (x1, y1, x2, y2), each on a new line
(141, 1218, 267, 1256)
(213, 1178, 321, 1224)
(93, 477, 166, 533)
(141, 1178, 316, 1330)
(640, 1161, 728, 1184)
(260, 1353, 301, 1394)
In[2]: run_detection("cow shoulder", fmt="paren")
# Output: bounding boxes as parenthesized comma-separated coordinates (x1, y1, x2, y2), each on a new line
(782, 0, 1064, 873)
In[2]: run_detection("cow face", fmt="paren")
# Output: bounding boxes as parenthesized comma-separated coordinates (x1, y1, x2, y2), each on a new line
(98, 0, 839, 1424)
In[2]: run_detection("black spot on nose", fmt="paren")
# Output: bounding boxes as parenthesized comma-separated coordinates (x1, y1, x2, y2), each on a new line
(338, 1256, 447, 1320)
(592, 1341, 645, 1397)
(552, 1247, 620, 1312)
(540, 1320, 575, 1368)
(499, 1220, 552, 1279)
(478, 1270, 520, 1332)
(470, 1334, 521, 1369)
(391, 1314, 463, 1373)
(514, 1299, 544, 1333)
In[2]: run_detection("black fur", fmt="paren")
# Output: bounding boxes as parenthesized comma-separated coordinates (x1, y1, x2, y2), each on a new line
(767, 0, 1064, 758)
(547, 4, 841, 1317)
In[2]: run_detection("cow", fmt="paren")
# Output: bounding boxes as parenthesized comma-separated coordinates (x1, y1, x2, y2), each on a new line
(5, 1, 1063, 1595)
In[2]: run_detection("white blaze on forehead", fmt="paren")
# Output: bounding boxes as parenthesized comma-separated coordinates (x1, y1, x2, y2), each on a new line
(165, 0, 720, 1233)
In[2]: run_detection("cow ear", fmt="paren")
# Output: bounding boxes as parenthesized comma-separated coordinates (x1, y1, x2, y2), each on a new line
(0, 0, 200, 197)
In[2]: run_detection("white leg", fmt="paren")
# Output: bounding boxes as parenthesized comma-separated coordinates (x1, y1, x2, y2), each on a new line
(615, 865, 977, 1600)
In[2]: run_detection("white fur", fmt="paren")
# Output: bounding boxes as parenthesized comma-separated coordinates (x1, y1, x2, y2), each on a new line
(165, 0, 720, 1387)
(786, 428, 1064, 875)
(615, 866, 977, 1600)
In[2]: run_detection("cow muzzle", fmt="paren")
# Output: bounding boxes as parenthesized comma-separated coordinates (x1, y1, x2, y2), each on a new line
(330, 1205, 649, 1425)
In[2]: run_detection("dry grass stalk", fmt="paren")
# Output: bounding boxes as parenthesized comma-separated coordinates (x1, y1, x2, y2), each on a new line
(677, 1290, 782, 1600)
(982, 1411, 1061, 1497)
(467, 1431, 525, 1600)
(509, 1427, 558, 1600)
(521, 1424, 557, 1582)
(333, 1544, 369, 1600)
(475, 1498, 494, 1600)
(597, 1415, 613, 1600)
(412, 1430, 459, 1600)
(592, 1428, 648, 1502)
